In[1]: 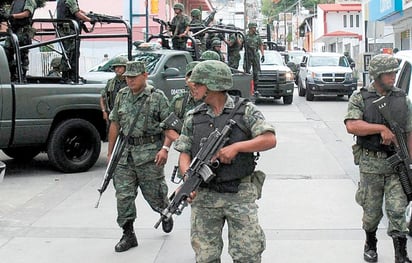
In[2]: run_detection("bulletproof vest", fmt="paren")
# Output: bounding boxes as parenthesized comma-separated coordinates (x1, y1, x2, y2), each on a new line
(106, 77, 127, 111)
(10, 0, 32, 29)
(357, 88, 408, 152)
(57, 0, 78, 21)
(191, 97, 255, 193)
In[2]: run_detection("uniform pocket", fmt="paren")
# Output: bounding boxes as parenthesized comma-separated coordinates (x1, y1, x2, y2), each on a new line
(355, 181, 366, 206)
(352, 144, 362, 165)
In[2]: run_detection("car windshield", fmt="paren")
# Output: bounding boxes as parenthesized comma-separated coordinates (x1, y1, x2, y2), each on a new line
(89, 52, 162, 75)
(262, 52, 284, 66)
(309, 56, 349, 67)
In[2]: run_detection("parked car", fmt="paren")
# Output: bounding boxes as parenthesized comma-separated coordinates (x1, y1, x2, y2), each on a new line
(394, 50, 412, 96)
(297, 52, 357, 101)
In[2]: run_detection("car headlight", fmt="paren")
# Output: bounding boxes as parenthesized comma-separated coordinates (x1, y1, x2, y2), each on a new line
(310, 71, 322, 80)
(285, 71, 294, 81)
(345, 72, 353, 80)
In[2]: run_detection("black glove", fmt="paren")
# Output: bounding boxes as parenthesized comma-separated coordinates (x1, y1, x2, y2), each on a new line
(0, 10, 11, 22)
(261, 56, 265, 63)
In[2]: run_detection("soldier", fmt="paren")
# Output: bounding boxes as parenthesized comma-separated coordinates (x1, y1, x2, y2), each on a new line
(169, 3, 190, 51)
(210, 39, 224, 62)
(174, 60, 277, 262)
(199, 50, 220, 61)
(47, 56, 62, 77)
(56, 0, 95, 83)
(243, 22, 265, 84)
(108, 61, 174, 252)
(224, 24, 243, 69)
(344, 54, 412, 263)
(189, 8, 205, 52)
(1, 0, 44, 82)
(100, 56, 128, 123)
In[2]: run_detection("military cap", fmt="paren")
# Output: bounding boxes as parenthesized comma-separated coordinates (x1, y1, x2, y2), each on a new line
(248, 22, 257, 28)
(123, 61, 146, 77)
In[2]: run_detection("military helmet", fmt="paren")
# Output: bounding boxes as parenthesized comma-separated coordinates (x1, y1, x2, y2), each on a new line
(369, 54, 400, 80)
(211, 40, 221, 48)
(50, 57, 62, 68)
(185, 61, 200, 77)
(111, 56, 128, 68)
(248, 22, 257, 28)
(189, 60, 233, 91)
(190, 8, 201, 17)
(200, 50, 220, 61)
(173, 3, 184, 11)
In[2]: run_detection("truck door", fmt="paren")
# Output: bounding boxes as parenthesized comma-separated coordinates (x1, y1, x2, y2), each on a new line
(158, 54, 188, 99)
(0, 46, 13, 147)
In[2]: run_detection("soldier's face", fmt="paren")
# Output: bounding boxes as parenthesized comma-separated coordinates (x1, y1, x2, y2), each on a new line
(114, 66, 126, 76)
(126, 73, 147, 94)
(377, 72, 396, 92)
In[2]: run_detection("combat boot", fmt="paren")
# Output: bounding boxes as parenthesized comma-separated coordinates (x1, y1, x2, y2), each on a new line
(115, 220, 138, 252)
(364, 230, 378, 262)
(393, 236, 412, 263)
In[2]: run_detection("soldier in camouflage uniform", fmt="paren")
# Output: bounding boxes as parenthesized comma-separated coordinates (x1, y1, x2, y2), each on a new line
(224, 24, 243, 69)
(2, 0, 43, 82)
(47, 56, 62, 77)
(199, 50, 220, 61)
(344, 54, 412, 263)
(56, 0, 95, 83)
(169, 3, 190, 51)
(108, 61, 174, 253)
(189, 8, 205, 52)
(210, 39, 225, 62)
(100, 56, 128, 122)
(174, 60, 277, 263)
(243, 22, 265, 84)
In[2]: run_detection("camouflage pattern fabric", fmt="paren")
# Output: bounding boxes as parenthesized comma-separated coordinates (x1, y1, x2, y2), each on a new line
(345, 83, 412, 236)
(100, 76, 127, 112)
(170, 14, 190, 50)
(109, 84, 170, 227)
(123, 60, 145, 76)
(227, 33, 242, 69)
(243, 31, 262, 82)
(174, 95, 275, 262)
(368, 54, 400, 80)
(188, 60, 233, 91)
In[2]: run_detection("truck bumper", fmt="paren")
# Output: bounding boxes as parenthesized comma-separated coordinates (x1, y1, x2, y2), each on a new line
(306, 81, 357, 95)
(255, 82, 294, 98)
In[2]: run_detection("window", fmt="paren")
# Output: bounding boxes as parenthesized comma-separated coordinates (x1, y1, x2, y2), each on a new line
(350, 15, 353, 27)
(356, 15, 359, 27)
(343, 15, 347, 28)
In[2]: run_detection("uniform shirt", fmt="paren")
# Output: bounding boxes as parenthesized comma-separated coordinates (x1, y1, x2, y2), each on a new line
(101, 76, 127, 111)
(344, 83, 412, 173)
(175, 94, 276, 155)
(13, 0, 37, 15)
(170, 14, 190, 36)
(109, 84, 170, 166)
(245, 31, 262, 54)
(59, 0, 80, 16)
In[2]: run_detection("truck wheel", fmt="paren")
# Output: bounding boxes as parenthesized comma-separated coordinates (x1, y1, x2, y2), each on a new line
(3, 147, 41, 161)
(47, 119, 101, 173)
(305, 85, 314, 101)
(298, 80, 305, 96)
(283, 95, 293, 105)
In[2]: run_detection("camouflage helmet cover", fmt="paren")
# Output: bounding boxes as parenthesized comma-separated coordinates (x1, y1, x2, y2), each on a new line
(123, 61, 146, 77)
(189, 60, 233, 91)
(369, 54, 400, 80)
(248, 22, 257, 28)
(173, 3, 184, 11)
(211, 40, 221, 48)
(185, 61, 200, 76)
(191, 8, 201, 17)
(111, 56, 128, 67)
(50, 56, 62, 68)
(200, 50, 220, 61)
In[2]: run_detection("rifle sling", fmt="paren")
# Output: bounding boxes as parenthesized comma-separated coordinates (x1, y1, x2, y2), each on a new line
(123, 93, 151, 141)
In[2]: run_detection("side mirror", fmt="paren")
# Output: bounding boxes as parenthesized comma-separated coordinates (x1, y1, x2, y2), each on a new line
(350, 62, 355, 69)
(300, 62, 306, 67)
(163, 67, 180, 77)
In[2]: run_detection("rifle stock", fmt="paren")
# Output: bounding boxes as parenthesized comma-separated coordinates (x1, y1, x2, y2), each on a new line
(373, 96, 412, 222)
(154, 119, 237, 228)
(95, 133, 125, 208)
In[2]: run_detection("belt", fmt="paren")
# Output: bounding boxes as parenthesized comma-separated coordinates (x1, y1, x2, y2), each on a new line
(127, 134, 161, 146)
(363, 148, 389, 159)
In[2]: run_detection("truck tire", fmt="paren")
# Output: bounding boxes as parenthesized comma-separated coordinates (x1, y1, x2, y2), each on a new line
(298, 80, 305, 96)
(47, 119, 101, 173)
(3, 147, 41, 161)
(305, 82, 314, 101)
(283, 95, 293, 105)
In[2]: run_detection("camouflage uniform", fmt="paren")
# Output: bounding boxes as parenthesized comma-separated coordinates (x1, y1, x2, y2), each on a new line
(175, 61, 275, 262)
(244, 23, 263, 83)
(109, 62, 170, 228)
(170, 4, 190, 51)
(101, 75, 127, 113)
(5, 0, 38, 81)
(344, 54, 412, 263)
(226, 32, 242, 69)
(47, 56, 62, 77)
(56, 0, 81, 82)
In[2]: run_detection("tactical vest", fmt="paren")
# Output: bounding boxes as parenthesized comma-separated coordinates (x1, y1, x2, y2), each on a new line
(10, 0, 32, 29)
(191, 97, 255, 193)
(57, 0, 78, 21)
(357, 88, 408, 152)
(106, 77, 127, 111)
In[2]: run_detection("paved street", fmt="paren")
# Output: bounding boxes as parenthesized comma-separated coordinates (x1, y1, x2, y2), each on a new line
(0, 89, 401, 263)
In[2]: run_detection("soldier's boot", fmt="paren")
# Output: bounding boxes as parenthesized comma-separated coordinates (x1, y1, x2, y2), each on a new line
(393, 236, 412, 263)
(364, 230, 378, 262)
(114, 220, 138, 252)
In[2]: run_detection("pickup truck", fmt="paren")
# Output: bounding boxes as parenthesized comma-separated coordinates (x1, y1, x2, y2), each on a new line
(0, 17, 132, 173)
(83, 26, 254, 101)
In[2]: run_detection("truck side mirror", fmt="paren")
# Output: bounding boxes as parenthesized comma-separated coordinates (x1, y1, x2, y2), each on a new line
(163, 67, 180, 77)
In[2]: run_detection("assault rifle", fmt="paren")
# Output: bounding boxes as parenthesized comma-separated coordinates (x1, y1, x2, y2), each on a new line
(373, 96, 412, 222)
(154, 119, 237, 228)
(203, 8, 216, 27)
(153, 17, 169, 34)
(95, 133, 126, 208)
(82, 11, 122, 33)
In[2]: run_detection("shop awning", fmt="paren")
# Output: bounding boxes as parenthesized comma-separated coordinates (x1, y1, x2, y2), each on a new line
(315, 30, 362, 42)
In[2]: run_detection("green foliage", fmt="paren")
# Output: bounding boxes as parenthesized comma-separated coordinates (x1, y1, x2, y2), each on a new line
(261, 0, 324, 23)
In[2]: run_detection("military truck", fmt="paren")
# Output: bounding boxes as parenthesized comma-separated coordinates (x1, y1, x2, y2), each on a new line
(83, 23, 255, 101)
(0, 16, 132, 173)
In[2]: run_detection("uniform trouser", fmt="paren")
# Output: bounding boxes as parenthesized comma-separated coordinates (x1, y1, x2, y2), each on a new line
(58, 27, 78, 80)
(228, 52, 240, 69)
(191, 183, 265, 263)
(5, 26, 32, 78)
(113, 156, 169, 227)
(356, 172, 409, 236)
